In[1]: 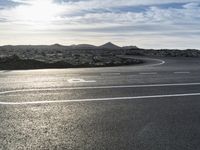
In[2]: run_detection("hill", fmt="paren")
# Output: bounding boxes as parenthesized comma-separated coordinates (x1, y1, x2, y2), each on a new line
(99, 42, 121, 49)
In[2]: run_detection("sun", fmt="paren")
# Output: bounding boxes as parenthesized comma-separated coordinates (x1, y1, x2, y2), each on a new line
(16, 0, 62, 23)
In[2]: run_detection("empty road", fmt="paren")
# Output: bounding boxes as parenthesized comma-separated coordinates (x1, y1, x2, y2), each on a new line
(0, 57, 200, 149)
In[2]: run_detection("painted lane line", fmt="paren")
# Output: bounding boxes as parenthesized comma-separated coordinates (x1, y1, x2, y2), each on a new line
(1, 82, 200, 95)
(101, 73, 121, 76)
(139, 72, 157, 75)
(174, 72, 190, 74)
(67, 78, 96, 83)
(150, 60, 165, 67)
(1, 92, 200, 105)
(144, 59, 165, 67)
(67, 74, 80, 76)
(124, 57, 166, 67)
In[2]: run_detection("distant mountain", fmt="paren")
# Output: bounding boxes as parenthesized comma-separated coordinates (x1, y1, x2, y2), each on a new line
(51, 43, 64, 47)
(70, 44, 97, 50)
(0, 42, 139, 50)
(99, 42, 121, 49)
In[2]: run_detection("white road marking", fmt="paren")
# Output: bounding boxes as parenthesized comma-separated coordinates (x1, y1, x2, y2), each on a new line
(101, 73, 121, 76)
(144, 59, 165, 67)
(0, 92, 200, 105)
(67, 78, 96, 83)
(122, 57, 166, 67)
(67, 74, 80, 76)
(150, 60, 165, 66)
(174, 72, 190, 74)
(139, 72, 157, 75)
(1, 82, 200, 95)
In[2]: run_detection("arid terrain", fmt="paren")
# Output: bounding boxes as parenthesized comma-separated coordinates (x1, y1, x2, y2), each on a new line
(0, 42, 199, 69)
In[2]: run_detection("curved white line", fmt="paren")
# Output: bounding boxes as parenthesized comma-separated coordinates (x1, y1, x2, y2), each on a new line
(155, 60, 165, 66)
(144, 58, 165, 67)
(0, 92, 200, 105)
(1, 82, 200, 95)
(120, 56, 166, 67)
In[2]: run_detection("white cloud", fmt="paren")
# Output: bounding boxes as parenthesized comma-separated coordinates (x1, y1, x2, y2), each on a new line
(0, 0, 200, 48)
(183, 2, 199, 9)
(54, 0, 200, 9)
(1, 0, 200, 25)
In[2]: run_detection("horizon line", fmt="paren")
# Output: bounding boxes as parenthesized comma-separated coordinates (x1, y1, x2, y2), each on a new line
(0, 42, 199, 50)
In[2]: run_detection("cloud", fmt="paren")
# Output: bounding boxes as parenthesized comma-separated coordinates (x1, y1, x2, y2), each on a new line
(0, 0, 24, 7)
(0, 0, 200, 48)
(183, 2, 199, 8)
(1, 0, 200, 25)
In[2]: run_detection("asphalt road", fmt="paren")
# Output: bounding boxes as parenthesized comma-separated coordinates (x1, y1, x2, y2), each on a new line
(0, 56, 200, 150)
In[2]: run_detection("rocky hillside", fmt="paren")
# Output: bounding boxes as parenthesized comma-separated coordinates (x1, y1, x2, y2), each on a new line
(0, 55, 143, 70)
(0, 42, 199, 70)
(125, 49, 200, 57)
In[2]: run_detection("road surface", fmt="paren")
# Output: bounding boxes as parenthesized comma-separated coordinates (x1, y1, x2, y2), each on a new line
(0, 57, 200, 149)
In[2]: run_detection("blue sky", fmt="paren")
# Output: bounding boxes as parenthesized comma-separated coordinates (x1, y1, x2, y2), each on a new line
(0, 0, 200, 48)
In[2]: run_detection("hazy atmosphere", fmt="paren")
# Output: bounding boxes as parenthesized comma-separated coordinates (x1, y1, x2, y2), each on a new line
(0, 0, 200, 48)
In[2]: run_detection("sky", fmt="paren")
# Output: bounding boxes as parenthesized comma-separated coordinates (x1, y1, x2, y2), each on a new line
(0, 0, 200, 49)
